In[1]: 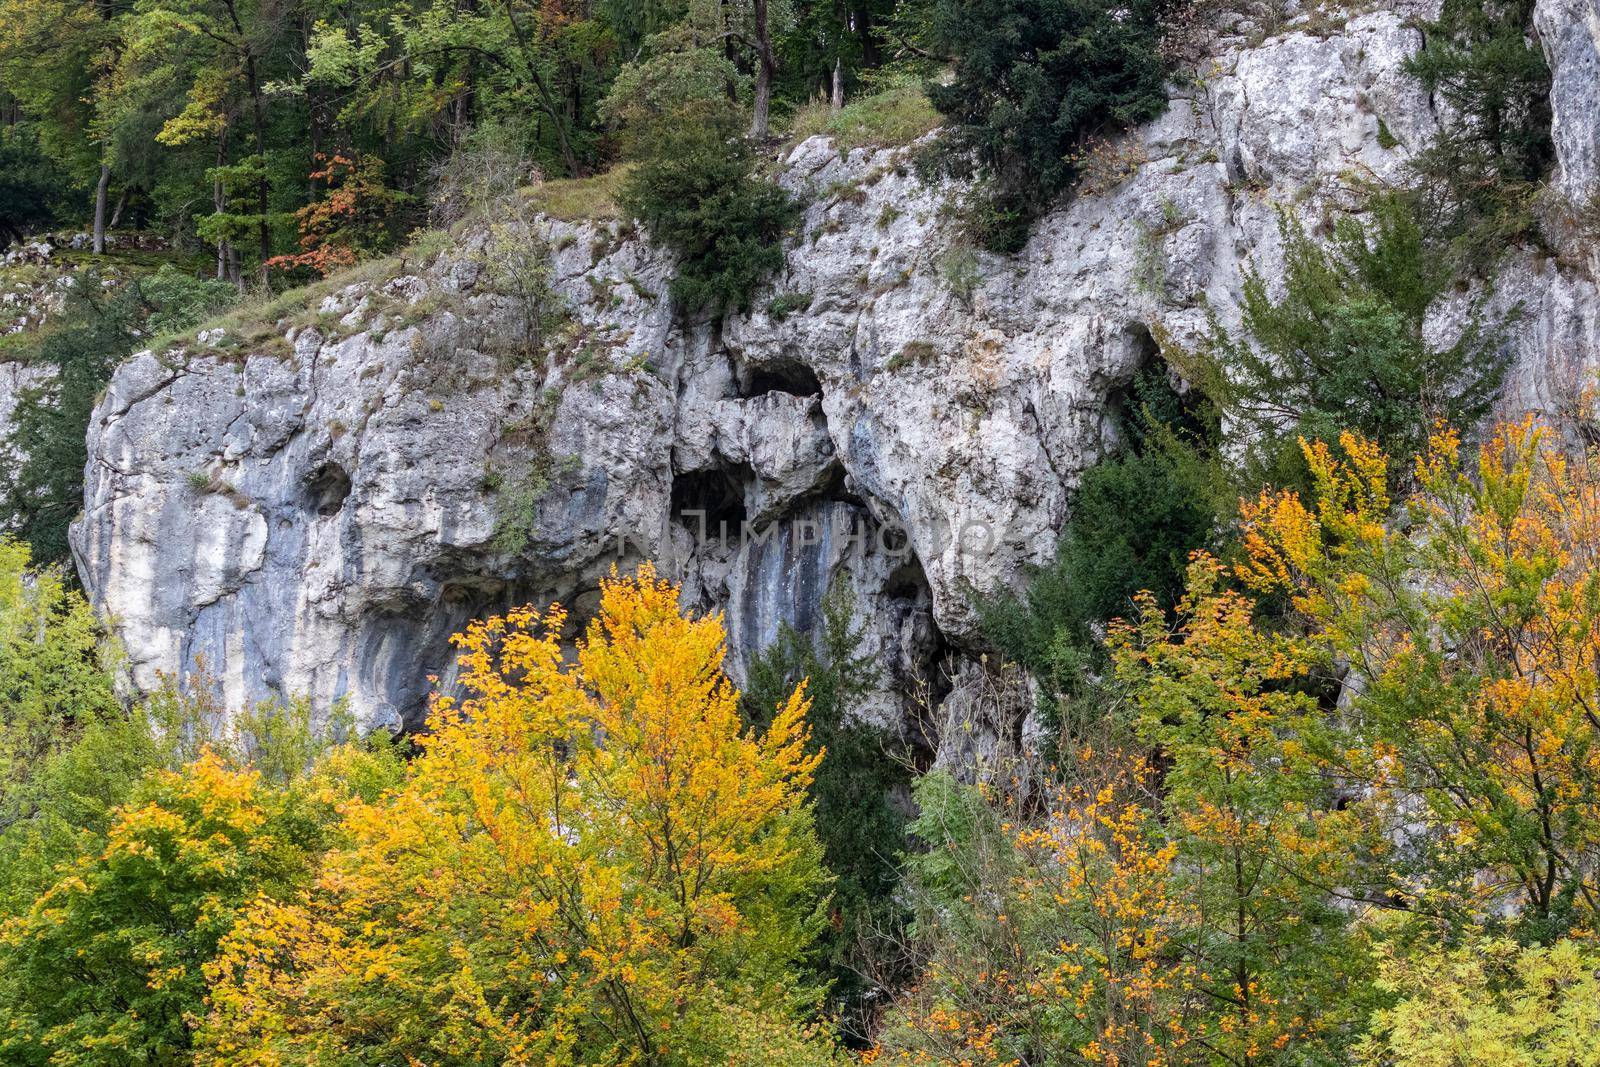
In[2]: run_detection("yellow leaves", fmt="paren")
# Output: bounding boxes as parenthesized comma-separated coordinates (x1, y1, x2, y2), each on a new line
(155, 64, 233, 147)
(1361, 933, 1600, 1067)
(1218, 415, 1600, 921)
(202, 562, 832, 1064)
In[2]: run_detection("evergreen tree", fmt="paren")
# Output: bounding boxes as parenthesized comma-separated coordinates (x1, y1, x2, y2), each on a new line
(923, 0, 1170, 250)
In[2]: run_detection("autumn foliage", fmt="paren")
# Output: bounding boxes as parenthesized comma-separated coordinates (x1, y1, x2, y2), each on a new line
(12, 427, 1600, 1064)
(872, 418, 1600, 1065)
(265, 153, 406, 278)
(200, 563, 835, 1065)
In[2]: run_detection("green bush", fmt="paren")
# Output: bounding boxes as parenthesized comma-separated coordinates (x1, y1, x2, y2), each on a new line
(601, 31, 795, 313)
(618, 100, 798, 313)
(138, 264, 239, 336)
(741, 585, 912, 1044)
(1, 279, 141, 566)
(1198, 195, 1510, 481)
(922, 0, 1170, 251)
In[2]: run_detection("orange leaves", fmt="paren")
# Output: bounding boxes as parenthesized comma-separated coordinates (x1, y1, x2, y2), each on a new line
(266, 152, 404, 278)
(1227, 416, 1600, 923)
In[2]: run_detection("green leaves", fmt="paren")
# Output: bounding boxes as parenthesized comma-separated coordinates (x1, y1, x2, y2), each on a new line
(1, 280, 140, 566)
(618, 99, 797, 313)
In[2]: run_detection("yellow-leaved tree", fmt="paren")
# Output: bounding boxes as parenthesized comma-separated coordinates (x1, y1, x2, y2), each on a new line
(200, 563, 839, 1066)
(1239, 419, 1600, 931)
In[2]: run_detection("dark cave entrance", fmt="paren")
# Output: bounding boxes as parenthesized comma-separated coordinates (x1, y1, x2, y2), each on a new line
(304, 461, 353, 516)
(739, 357, 823, 399)
(671, 462, 753, 541)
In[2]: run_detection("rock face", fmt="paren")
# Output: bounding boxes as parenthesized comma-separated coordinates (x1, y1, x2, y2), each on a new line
(0, 361, 49, 474)
(56, 0, 1600, 764)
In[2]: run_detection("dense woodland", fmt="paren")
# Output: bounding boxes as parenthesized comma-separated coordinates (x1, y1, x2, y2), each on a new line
(5, 0, 1600, 1061)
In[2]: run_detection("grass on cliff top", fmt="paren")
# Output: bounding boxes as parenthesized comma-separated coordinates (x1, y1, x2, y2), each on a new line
(523, 165, 633, 222)
(786, 78, 942, 153)
(143, 252, 409, 360)
(143, 171, 626, 361)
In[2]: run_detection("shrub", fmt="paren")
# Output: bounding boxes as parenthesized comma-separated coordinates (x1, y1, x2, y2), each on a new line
(431, 128, 569, 359)
(1360, 935, 1600, 1065)
(977, 365, 1228, 725)
(478, 219, 567, 356)
(922, 0, 1171, 251)
(604, 32, 796, 313)
(766, 289, 814, 320)
(1405, 0, 1552, 268)
(619, 99, 799, 313)
(428, 121, 538, 229)
(138, 264, 239, 336)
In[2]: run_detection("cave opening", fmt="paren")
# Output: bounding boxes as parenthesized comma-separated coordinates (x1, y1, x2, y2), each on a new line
(671, 463, 753, 539)
(304, 461, 353, 516)
(741, 357, 823, 399)
(1101, 322, 1216, 454)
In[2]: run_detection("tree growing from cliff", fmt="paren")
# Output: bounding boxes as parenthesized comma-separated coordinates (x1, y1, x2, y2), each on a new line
(1195, 195, 1509, 486)
(608, 39, 797, 314)
(201, 565, 840, 1065)
(1405, 0, 1552, 267)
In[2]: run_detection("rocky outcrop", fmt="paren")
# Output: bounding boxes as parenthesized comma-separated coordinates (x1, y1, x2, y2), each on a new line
(59, 0, 1600, 767)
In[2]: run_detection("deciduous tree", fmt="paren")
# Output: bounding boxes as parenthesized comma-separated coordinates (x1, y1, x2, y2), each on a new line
(201, 564, 838, 1065)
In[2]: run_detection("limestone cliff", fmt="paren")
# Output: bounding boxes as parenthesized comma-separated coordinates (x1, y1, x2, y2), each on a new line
(57, 0, 1600, 765)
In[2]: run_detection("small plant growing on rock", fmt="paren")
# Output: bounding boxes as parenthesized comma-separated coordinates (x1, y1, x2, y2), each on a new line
(767, 291, 814, 321)
(940, 245, 981, 306)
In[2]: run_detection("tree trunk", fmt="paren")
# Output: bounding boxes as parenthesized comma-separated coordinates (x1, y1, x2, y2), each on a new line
(749, 0, 777, 140)
(92, 162, 111, 254)
(109, 187, 129, 229)
(215, 132, 230, 281)
(244, 54, 272, 280)
(854, 0, 878, 67)
(831, 56, 844, 111)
